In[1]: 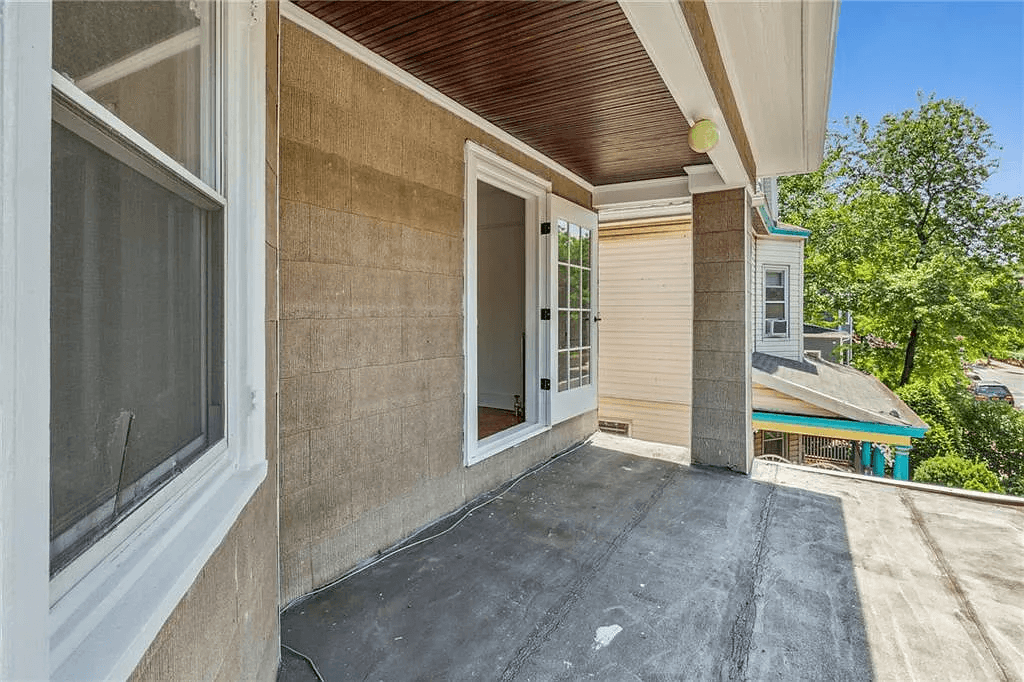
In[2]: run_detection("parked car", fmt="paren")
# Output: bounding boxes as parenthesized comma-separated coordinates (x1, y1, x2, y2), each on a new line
(971, 381, 1015, 406)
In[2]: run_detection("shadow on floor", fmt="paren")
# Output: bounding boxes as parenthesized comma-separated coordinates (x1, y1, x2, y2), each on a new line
(279, 442, 872, 681)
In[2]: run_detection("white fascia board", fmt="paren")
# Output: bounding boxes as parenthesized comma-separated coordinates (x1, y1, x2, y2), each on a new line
(593, 175, 688, 206)
(618, 0, 749, 190)
(593, 176, 692, 221)
(281, 1, 594, 195)
(703, 0, 839, 177)
(802, 0, 840, 172)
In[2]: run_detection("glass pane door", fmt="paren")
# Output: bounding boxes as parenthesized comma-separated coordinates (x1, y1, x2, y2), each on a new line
(549, 195, 597, 424)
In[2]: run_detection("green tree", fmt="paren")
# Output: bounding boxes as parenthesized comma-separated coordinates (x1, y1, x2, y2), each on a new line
(781, 95, 1024, 386)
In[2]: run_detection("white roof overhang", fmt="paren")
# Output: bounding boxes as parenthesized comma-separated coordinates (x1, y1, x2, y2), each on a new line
(705, 0, 839, 177)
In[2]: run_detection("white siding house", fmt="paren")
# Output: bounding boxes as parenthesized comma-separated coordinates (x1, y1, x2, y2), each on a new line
(752, 234, 805, 361)
(598, 217, 693, 448)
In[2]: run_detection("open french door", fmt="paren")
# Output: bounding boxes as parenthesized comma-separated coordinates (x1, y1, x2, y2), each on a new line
(548, 194, 598, 424)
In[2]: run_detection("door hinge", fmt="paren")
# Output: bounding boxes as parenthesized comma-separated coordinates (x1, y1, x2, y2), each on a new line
(540, 221, 551, 235)
(541, 378, 551, 391)
(540, 308, 551, 321)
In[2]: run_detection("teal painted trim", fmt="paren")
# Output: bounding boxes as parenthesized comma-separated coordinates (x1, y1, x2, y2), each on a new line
(756, 204, 810, 238)
(753, 411, 929, 439)
(893, 454, 909, 481)
(770, 226, 811, 238)
(861, 441, 872, 468)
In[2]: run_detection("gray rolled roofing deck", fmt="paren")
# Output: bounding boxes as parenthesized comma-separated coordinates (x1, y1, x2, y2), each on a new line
(278, 436, 1023, 681)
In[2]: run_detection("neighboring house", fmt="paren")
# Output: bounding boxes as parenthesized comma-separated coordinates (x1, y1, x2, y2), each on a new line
(0, 1, 838, 680)
(597, 175, 928, 478)
(804, 322, 849, 363)
(748, 201, 929, 477)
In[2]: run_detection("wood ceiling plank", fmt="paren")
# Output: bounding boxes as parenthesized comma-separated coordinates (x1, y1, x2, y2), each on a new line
(294, 0, 710, 185)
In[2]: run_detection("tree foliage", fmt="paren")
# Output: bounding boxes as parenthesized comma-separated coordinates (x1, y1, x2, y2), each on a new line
(780, 95, 1024, 386)
(897, 375, 1024, 494)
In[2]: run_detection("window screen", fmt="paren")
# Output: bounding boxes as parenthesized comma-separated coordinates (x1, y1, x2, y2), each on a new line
(50, 119, 224, 574)
(49, 0, 221, 575)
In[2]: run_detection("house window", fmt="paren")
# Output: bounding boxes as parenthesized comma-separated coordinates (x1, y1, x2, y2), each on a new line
(49, 0, 223, 576)
(764, 267, 788, 337)
(4, 2, 268, 678)
(762, 431, 787, 457)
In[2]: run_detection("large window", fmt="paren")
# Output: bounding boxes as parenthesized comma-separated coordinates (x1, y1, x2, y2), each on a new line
(0, 2, 268, 679)
(49, 0, 223, 575)
(764, 267, 789, 338)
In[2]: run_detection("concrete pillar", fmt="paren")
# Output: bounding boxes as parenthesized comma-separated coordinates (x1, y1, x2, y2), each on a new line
(860, 441, 872, 470)
(690, 187, 753, 472)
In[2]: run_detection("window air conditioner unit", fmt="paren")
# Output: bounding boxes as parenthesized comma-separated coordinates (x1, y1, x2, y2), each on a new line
(765, 319, 788, 337)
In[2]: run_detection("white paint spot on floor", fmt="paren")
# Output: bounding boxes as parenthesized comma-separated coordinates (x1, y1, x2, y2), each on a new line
(593, 624, 623, 650)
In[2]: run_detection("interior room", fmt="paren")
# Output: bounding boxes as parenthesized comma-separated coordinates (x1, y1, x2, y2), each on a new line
(476, 181, 527, 440)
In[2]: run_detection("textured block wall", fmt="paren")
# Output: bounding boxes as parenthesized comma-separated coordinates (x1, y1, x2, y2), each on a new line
(691, 188, 753, 472)
(277, 20, 594, 604)
(128, 4, 283, 681)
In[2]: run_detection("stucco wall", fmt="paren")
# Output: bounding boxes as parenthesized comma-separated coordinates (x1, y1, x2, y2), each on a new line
(691, 188, 753, 472)
(128, 4, 283, 681)
(277, 19, 595, 604)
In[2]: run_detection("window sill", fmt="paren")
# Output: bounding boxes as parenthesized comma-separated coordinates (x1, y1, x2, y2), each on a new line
(49, 455, 266, 681)
(467, 422, 552, 466)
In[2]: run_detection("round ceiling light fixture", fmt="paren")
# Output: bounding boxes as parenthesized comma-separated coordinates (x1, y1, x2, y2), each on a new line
(688, 119, 719, 153)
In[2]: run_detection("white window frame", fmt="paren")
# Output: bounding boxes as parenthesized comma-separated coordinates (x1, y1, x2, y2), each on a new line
(763, 265, 789, 339)
(761, 430, 787, 458)
(0, 2, 267, 679)
(464, 142, 552, 466)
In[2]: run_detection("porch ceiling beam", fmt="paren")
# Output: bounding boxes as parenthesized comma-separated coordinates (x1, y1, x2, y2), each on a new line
(592, 175, 691, 222)
(618, 0, 751, 190)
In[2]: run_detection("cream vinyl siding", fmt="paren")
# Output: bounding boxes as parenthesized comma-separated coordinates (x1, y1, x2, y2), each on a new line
(754, 235, 804, 361)
(598, 218, 692, 447)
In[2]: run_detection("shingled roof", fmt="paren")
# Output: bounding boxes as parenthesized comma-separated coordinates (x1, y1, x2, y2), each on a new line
(752, 351, 928, 429)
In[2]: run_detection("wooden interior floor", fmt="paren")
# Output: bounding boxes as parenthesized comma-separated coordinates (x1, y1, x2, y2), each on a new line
(478, 407, 524, 440)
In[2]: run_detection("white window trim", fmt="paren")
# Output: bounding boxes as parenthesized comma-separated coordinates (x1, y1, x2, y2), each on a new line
(0, 2, 54, 677)
(464, 142, 552, 466)
(762, 430, 787, 457)
(763, 265, 790, 339)
(1, 2, 267, 679)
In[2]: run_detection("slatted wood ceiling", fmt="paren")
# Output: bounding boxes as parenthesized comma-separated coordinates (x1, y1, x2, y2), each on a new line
(295, 0, 710, 186)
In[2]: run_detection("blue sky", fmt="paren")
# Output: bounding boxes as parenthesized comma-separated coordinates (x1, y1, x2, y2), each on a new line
(828, 1, 1023, 198)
